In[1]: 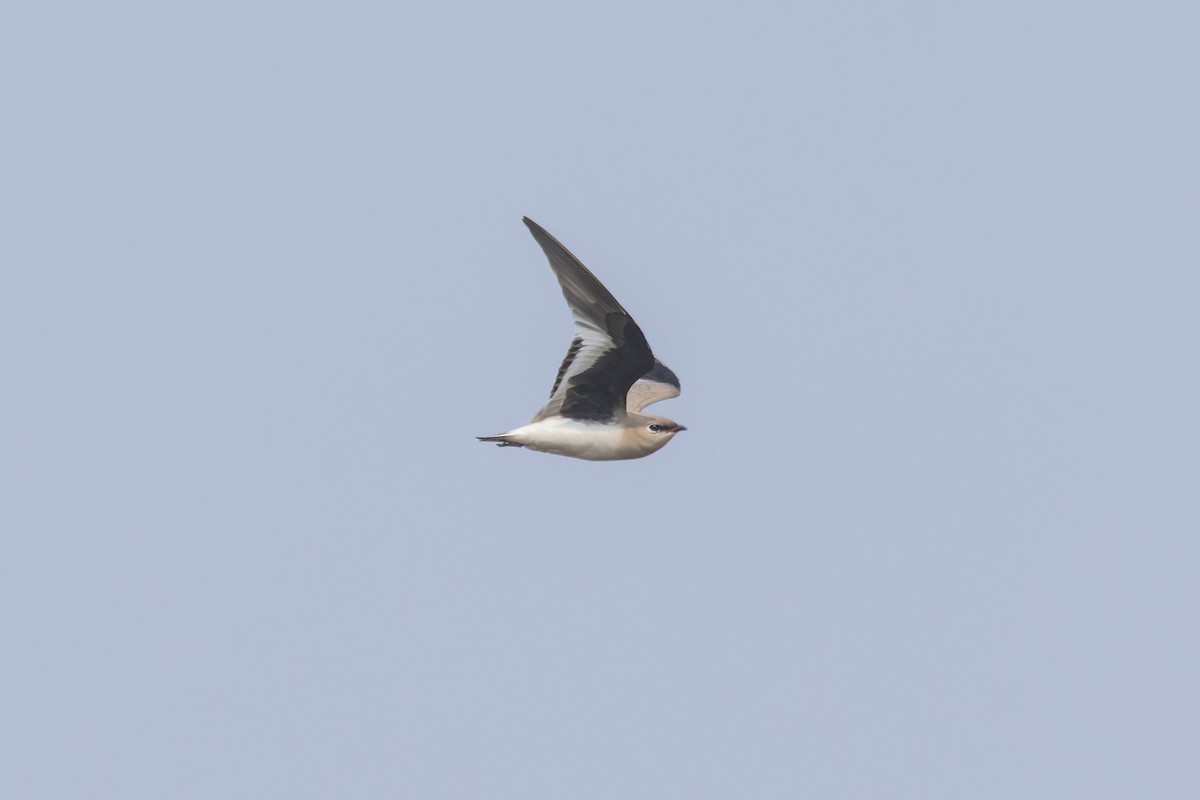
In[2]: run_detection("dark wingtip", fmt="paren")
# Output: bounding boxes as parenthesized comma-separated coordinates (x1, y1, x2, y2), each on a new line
(523, 217, 551, 241)
(645, 359, 681, 390)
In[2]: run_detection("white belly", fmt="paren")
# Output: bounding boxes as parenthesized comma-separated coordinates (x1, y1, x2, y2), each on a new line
(502, 418, 657, 461)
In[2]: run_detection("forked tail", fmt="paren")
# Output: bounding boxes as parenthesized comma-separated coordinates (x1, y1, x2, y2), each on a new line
(477, 435, 524, 448)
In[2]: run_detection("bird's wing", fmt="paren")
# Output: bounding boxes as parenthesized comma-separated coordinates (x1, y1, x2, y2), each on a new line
(626, 358, 681, 412)
(523, 217, 657, 423)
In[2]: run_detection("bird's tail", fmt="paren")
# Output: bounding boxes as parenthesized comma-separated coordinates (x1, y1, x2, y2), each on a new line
(477, 435, 524, 448)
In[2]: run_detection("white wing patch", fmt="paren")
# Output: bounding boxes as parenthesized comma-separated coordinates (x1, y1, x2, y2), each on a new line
(531, 322, 618, 422)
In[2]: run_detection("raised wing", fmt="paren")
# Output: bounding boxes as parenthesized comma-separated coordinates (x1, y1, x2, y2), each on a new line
(523, 217, 656, 422)
(626, 358, 681, 412)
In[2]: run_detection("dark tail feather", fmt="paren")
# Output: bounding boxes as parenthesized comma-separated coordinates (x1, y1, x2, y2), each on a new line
(477, 435, 524, 448)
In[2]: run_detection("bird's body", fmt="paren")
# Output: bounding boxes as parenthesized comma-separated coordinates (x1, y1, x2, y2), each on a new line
(480, 412, 679, 461)
(479, 218, 685, 461)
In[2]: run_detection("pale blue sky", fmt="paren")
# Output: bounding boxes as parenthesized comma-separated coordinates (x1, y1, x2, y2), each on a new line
(3, 2, 1198, 798)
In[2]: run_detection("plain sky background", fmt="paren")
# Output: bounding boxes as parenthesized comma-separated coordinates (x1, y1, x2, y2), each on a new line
(3, 1, 1198, 798)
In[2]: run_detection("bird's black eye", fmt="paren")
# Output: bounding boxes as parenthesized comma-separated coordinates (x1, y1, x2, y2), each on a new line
(648, 424, 664, 433)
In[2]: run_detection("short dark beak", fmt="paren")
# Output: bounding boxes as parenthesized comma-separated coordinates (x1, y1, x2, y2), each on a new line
(673, 425, 687, 432)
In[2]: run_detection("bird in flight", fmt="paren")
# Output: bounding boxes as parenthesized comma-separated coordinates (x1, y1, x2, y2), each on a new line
(478, 217, 685, 461)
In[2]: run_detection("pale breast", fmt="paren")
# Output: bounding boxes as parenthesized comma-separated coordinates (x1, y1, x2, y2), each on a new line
(508, 418, 661, 461)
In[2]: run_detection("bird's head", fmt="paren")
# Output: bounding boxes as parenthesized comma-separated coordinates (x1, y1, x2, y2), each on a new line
(628, 413, 687, 455)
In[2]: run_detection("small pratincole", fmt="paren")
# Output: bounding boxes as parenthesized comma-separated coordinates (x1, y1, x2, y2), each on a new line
(478, 218, 686, 461)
